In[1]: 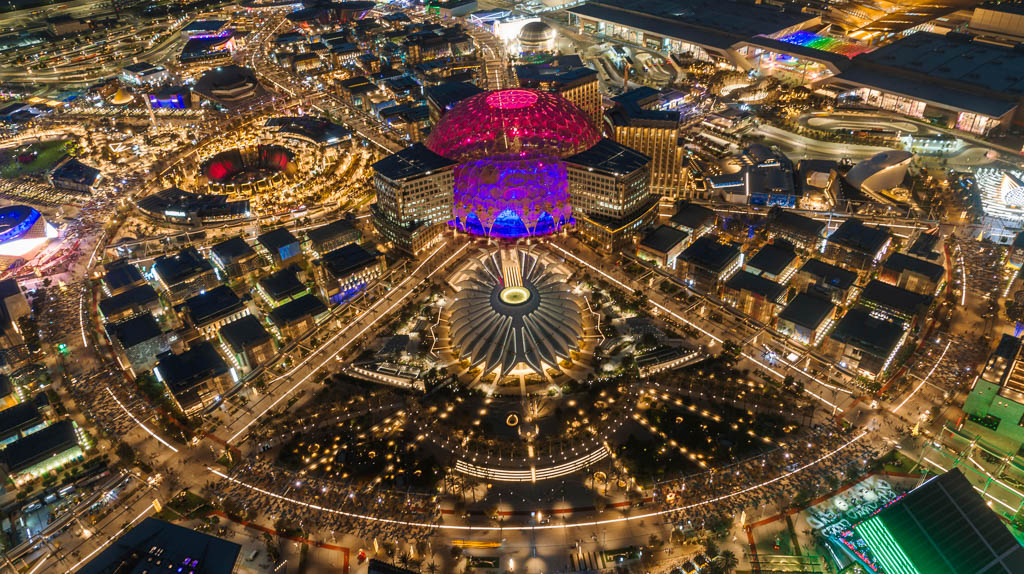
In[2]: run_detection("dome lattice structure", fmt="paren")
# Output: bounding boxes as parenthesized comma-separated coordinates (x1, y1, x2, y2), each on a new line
(424, 89, 599, 162)
(448, 249, 583, 377)
(425, 89, 598, 239)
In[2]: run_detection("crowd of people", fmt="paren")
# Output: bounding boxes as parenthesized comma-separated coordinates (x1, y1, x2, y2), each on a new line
(655, 423, 884, 532)
(207, 458, 442, 544)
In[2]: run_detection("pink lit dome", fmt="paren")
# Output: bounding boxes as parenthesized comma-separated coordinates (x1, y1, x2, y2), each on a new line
(425, 89, 599, 161)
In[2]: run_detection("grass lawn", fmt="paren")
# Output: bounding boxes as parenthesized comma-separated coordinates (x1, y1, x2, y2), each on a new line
(0, 140, 69, 178)
(881, 451, 923, 474)
(166, 490, 214, 519)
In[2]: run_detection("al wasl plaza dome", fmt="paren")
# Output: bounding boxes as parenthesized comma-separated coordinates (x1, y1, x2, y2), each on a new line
(424, 88, 600, 239)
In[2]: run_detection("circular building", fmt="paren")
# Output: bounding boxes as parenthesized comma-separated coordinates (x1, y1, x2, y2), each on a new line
(425, 89, 599, 238)
(0, 205, 55, 264)
(200, 145, 296, 191)
(518, 21, 556, 55)
(448, 249, 583, 377)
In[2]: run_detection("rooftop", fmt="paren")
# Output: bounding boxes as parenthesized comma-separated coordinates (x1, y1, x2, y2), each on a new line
(609, 86, 681, 125)
(258, 227, 300, 252)
(210, 236, 256, 264)
(799, 258, 857, 291)
(107, 314, 163, 349)
(259, 268, 306, 301)
(882, 252, 945, 283)
(745, 244, 796, 277)
(724, 270, 784, 301)
(669, 201, 716, 231)
(681, 236, 741, 273)
(183, 285, 245, 326)
(155, 342, 230, 409)
(153, 247, 213, 286)
(102, 263, 143, 292)
(425, 81, 484, 115)
(50, 157, 100, 188)
(981, 333, 1021, 386)
(768, 206, 825, 238)
(3, 420, 79, 473)
(98, 284, 159, 318)
(829, 308, 905, 359)
(77, 517, 241, 574)
(847, 32, 1024, 114)
(908, 232, 941, 261)
(568, 0, 815, 51)
(0, 402, 41, 438)
(859, 279, 933, 317)
(219, 315, 272, 353)
(137, 187, 250, 221)
(269, 294, 328, 327)
(640, 225, 688, 254)
(373, 143, 456, 182)
(320, 243, 381, 279)
(828, 217, 890, 256)
(564, 137, 650, 175)
(778, 293, 834, 330)
(853, 469, 1024, 574)
(306, 218, 358, 247)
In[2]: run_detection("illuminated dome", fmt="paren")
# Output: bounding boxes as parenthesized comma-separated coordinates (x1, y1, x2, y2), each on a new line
(518, 21, 556, 54)
(448, 249, 583, 377)
(425, 89, 599, 161)
(0, 205, 56, 263)
(427, 89, 598, 239)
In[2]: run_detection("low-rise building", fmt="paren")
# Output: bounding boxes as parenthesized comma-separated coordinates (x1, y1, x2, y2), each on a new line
(637, 225, 688, 269)
(257, 227, 303, 268)
(218, 315, 275, 373)
(767, 207, 826, 251)
(48, 157, 102, 194)
(153, 247, 219, 304)
(0, 402, 44, 448)
(316, 243, 385, 305)
(857, 279, 933, 328)
(826, 217, 891, 270)
(98, 284, 161, 323)
(825, 308, 908, 380)
(962, 334, 1024, 451)
(102, 261, 145, 296)
(792, 258, 858, 305)
(744, 243, 798, 283)
(258, 267, 309, 307)
(155, 342, 233, 416)
(667, 202, 716, 240)
(106, 314, 170, 375)
(879, 252, 945, 296)
(210, 236, 263, 279)
(77, 518, 241, 574)
(181, 285, 249, 339)
(269, 294, 329, 340)
(678, 236, 743, 293)
(305, 218, 361, 257)
(722, 271, 784, 324)
(2, 420, 82, 487)
(776, 293, 836, 346)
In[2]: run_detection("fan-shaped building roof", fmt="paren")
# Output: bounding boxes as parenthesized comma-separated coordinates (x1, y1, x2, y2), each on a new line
(448, 249, 583, 377)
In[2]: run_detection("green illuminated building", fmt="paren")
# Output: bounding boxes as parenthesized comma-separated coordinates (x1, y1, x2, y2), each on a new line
(962, 334, 1024, 452)
(852, 469, 1024, 574)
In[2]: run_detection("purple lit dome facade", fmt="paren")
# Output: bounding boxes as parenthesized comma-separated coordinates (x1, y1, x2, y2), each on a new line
(425, 89, 600, 239)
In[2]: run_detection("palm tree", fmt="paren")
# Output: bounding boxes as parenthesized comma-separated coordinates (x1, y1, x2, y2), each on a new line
(425, 562, 439, 574)
(398, 553, 412, 569)
(717, 549, 738, 573)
